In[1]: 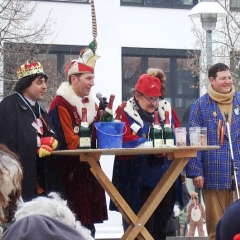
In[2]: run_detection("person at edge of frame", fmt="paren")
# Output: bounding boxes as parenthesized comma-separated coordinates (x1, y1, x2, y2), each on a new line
(109, 68, 184, 240)
(186, 62, 240, 240)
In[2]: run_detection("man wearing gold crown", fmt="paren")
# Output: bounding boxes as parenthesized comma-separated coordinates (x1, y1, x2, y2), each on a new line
(48, 42, 108, 237)
(0, 62, 59, 203)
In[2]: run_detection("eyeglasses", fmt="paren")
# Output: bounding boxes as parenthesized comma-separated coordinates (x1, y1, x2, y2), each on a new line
(141, 95, 160, 103)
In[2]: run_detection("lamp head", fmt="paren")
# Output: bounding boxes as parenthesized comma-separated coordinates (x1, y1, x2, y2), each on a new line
(188, 2, 228, 31)
(188, 2, 228, 18)
(201, 14, 217, 31)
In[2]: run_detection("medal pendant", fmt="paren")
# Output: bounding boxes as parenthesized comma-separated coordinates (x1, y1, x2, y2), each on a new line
(74, 126, 79, 133)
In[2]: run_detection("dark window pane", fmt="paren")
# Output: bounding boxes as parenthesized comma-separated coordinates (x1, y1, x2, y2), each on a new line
(122, 57, 142, 100)
(148, 57, 170, 97)
(122, 0, 142, 3)
(175, 58, 198, 126)
(230, 0, 240, 11)
(148, 58, 170, 72)
(121, 0, 197, 8)
(35, 54, 57, 82)
(181, 0, 193, 5)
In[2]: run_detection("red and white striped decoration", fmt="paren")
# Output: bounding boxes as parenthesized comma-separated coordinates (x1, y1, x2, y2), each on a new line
(91, 0, 97, 51)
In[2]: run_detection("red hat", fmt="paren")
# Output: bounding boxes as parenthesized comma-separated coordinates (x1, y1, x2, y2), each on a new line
(135, 74, 161, 97)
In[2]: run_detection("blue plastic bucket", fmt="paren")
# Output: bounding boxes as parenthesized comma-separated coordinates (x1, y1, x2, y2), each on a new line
(94, 122, 125, 149)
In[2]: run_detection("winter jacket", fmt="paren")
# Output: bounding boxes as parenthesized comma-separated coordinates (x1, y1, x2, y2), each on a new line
(0, 93, 58, 201)
(186, 92, 240, 189)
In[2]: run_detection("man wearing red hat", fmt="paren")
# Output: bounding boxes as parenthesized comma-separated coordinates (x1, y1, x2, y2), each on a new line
(48, 42, 107, 237)
(109, 68, 183, 240)
(0, 62, 58, 203)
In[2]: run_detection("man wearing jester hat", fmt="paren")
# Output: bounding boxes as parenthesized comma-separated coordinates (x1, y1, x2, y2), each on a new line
(49, 41, 108, 237)
(0, 61, 58, 203)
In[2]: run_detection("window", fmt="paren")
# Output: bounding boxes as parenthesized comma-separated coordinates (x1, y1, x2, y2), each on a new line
(230, 0, 240, 11)
(121, 0, 198, 9)
(122, 47, 199, 126)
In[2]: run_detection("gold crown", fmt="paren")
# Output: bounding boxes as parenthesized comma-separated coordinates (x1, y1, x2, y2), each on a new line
(17, 62, 45, 80)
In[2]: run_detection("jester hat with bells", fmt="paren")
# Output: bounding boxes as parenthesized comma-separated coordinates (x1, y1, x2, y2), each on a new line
(65, 41, 100, 77)
(65, 0, 100, 77)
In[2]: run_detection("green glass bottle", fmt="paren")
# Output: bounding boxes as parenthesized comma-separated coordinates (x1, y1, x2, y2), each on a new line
(100, 94, 115, 122)
(79, 107, 91, 149)
(163, 110, 174, 146)
(151, 111, 164, 147)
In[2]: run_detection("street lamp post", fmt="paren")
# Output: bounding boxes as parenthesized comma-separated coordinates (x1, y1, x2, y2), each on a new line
(188, 0, 228, 70)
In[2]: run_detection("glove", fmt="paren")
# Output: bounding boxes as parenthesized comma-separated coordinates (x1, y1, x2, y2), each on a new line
(40, 137, 58, 150)
(37, 145, 52, 158)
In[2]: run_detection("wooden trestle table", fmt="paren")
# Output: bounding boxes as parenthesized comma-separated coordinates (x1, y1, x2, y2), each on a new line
(53, 146, 219, 240)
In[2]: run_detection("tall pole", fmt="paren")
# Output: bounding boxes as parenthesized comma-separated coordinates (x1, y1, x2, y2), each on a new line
(206, 30, 213, 70)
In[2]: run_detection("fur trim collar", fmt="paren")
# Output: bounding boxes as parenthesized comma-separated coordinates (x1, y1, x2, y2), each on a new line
(56, 82, 95, 124)
(124, 97, 172, 127)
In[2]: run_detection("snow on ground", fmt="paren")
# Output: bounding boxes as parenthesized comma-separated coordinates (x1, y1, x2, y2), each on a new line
(95, 222, 208, 239)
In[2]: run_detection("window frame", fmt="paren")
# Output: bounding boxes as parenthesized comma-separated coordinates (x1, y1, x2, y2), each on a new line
(30, 0, 90, 3)
(120, 0, 198, 9)
(230, 0, 240, 11)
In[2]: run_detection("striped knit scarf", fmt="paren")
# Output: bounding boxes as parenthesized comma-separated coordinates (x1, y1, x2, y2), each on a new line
(208, 84, 235, 124)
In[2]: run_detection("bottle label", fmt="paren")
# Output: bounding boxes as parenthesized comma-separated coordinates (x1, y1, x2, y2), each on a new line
(165, 139, 174, 146)
(81, 122, 89, 128)
(153, 125, 162, 130)
(79, 137, 91, 148)
(105, 107, 113, 115)
(153, 139, 164, 148)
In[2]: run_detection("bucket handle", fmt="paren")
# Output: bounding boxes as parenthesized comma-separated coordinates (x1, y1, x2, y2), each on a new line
(95, 125, 127, 137)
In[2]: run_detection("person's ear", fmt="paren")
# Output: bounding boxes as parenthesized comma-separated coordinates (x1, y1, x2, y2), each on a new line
(134, 92, 140, 101)
(71, 75, 77, 85)
(209, 77, 215, 84)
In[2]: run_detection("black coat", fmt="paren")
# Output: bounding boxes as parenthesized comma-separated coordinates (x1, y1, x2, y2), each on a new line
(0, 93, 59, 201)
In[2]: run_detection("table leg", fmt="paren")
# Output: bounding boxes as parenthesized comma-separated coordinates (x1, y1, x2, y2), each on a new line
(80, 153, 153, 240)
(122, 155, 192, 239)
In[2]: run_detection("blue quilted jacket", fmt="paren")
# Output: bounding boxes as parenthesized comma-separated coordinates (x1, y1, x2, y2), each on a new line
(186, 92, 240, 189)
